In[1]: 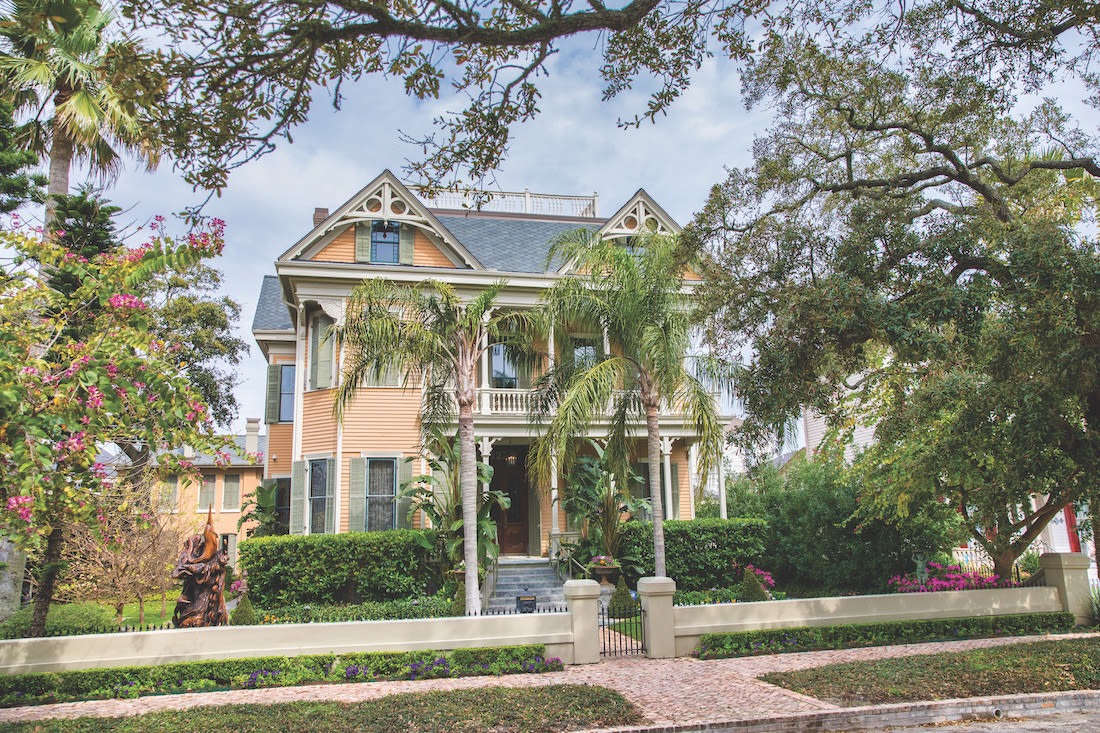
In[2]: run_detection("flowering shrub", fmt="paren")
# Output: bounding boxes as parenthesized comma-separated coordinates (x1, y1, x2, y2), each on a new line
(888, 562, 1017, 593)
(588, 555, 620, 568)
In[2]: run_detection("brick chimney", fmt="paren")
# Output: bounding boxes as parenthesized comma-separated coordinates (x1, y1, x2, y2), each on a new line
(245, 417, 261, 455)
(313, 207, 329, 227)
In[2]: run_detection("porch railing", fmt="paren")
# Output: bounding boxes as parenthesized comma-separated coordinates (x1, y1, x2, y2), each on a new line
(473, 388, 721, 418)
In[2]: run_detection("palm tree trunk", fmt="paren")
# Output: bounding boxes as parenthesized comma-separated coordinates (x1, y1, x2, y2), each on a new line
(1091, 500, 1099, 585)
(458, 401, 481, 614)
(646, 403, 667, 578)
(29, 525, 64, 637)
(45, 125, 74, 226)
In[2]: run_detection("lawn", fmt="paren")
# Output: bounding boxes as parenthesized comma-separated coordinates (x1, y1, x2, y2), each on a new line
(0, 685, 642, 733)
(761, 637, 1100, 705)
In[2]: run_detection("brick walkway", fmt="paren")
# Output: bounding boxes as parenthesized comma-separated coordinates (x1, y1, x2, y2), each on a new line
(0, 632, 1095, 726)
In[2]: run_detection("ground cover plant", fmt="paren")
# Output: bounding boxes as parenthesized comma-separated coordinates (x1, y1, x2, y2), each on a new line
(695, 613, 1073, 659)
(761, 637, 1100, 705)
(0, 685, 642, 732)
(0, 645, 560, 707)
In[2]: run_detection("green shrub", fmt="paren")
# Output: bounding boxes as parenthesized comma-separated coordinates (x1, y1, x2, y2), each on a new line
(618, 518, 769, 589)
(258, 595, 451, 624)
(451, 582, 466, 617)
(696, 612, 1075, 659)
(739, 570, 770, 602)
(238, 530, 437, 607)
(230, 595, 257, 626)
(0, 603, 115, 639)
(0, 645, 559, 707)
(607, 577, 635, 619)
(674, 588, 741, 605)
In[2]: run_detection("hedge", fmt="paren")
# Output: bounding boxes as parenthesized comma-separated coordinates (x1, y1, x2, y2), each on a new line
(695, 611, 1075, 659)
(0, 644, 557, 707)
(238, 530, 437, 607)
(256, 595, 452, 624)
(0, 604, 115, 640)
(618, 518, 768, 590)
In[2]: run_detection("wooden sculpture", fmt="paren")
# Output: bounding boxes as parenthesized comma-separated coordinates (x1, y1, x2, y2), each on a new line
(172, 507, 229, 627)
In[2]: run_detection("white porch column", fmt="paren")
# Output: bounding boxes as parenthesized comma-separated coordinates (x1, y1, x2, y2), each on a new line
(687, 442, 698, 519)
(334, 322, 345, 533)
(480, 329, 490, 414)
(292, 304, 306, 462)
(478, 437, 497, 498)
(661, 436, 674, 520)
(550, 448, 560, 536)
(718, 453, 727, 519)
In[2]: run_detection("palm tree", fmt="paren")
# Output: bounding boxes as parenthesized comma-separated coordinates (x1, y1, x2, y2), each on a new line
(0, 0, 160, 222)
(530, 231, 724, 578)
(335, 278, 536, 614)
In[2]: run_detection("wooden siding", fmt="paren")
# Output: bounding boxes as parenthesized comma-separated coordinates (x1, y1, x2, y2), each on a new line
(313, 228, 355, 262)
(172, 466, 264, 540)
(413, 230, 457, 268)
(267, 423, 293, 477)
(301, 390, 338, 454)
(338, 389, 424, 450)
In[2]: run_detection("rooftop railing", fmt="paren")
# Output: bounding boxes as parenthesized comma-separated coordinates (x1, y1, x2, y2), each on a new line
(420, 188, 600, 218)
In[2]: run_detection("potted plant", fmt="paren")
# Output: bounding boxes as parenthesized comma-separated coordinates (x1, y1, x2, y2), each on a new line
(588, 555, 621, 586)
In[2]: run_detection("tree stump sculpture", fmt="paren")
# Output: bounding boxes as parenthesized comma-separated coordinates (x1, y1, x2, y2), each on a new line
(172, 507, 228, 627)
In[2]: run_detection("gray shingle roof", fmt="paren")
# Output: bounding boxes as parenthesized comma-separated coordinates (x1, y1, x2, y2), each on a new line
(252, 275, 293, 331)
(436, 215, 598, 273)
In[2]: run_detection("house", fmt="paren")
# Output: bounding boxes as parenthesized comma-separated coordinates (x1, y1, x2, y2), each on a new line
(251, 170, 732, 556)
(157, 418, 266, 564)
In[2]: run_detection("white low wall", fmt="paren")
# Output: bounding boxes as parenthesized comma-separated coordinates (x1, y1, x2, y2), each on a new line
(672, 586, 1063, 656)
(0, 612, 574, 676)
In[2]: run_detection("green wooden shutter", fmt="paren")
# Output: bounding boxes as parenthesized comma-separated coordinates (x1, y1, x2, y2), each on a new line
(671, 464, 680, 520)
(290, 461, 306, 534)
(396, 457, 413, 529)
(325, 457, 337, 534)
(265, 365, 281, 423)
(309, 317, 319, 389)
(399, 224, 414, 265)
(355, 222, 372, 262)
(348, 458, 366, 532)
(313, 315, 334, 389)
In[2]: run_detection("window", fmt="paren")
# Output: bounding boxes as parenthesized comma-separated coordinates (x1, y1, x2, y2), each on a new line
(630, 462, 679, 521)
(309, 458, 328, 534)
(160, 475, 178, 512)
(572, 338, 600, 370)
(220, 533, 238, 564)
(279, 365, 294, 420)
(222, 474, 240, 511)
(197, 473, 215, 512)
(490, 343, 519, 389)
(366, 458, 397, 531)
(371, 221, 401, 264)
(309, 312, 335, 390)
(273, 477, 291, 535)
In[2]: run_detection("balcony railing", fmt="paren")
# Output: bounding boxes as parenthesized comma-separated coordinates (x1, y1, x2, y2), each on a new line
(471, 388, 720, 418)
(420, 188, 599, 218)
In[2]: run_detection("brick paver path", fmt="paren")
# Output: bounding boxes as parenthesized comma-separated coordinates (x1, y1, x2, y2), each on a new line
(0, 632, 1095, 726)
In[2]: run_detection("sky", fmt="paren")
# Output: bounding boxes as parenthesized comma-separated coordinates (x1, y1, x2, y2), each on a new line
(27, 38, 771, 436)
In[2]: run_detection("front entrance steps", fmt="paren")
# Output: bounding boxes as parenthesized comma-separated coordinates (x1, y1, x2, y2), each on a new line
(487, 557, 566, 612)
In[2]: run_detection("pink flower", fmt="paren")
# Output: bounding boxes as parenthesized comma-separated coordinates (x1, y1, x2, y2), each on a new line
(107, 293, 147, 310)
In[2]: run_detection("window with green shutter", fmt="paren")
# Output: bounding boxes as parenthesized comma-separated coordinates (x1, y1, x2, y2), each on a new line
(222, 474, 240, 511)
(308, 458, 328, 534)
(355, 221, 415, 265)
(197, 473, 216, 512)
(309, 313, 335, 390)
(266, 364, 297, 422)
(366, 458, 396, 531)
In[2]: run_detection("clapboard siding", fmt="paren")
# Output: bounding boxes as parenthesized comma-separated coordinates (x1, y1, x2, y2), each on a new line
(413, 230, 458, 268)
(266, 423, 293, 477)
(313, 228, 355, 262)
(301, 391, 338, 454)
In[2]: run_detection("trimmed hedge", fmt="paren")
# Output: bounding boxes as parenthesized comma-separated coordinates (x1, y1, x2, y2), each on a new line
(618, 518, 768, 590)
(0, 604, 115, 640)
(257, 595, 452, 624)
(695, 611, 1075, 659)
(239, 530, 437, 607)
(0, 644, 557, 707)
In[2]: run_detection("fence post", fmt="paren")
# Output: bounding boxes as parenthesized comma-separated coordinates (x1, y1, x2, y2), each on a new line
(564, 579, 601, 664)
(637, 576, 676, 659)
(1039, 552, 1094, 625)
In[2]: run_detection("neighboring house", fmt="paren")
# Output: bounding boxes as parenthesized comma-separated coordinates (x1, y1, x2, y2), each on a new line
(157, 418, 266, 565)
(251, 170, 732, 556)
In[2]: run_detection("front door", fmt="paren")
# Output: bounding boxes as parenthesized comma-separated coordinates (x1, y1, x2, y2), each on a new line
(491, 447, 528, 555)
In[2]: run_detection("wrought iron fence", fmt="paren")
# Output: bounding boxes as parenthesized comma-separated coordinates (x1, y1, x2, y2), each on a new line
(599, 598, 645, 657)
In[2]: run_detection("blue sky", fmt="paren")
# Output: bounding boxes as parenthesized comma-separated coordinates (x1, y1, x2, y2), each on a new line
(28, 43, 769, 435)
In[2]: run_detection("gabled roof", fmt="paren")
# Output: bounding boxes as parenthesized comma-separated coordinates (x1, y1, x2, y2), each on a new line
(279, 170, 483, 268)
(252, 276, 293, 331)
(599, 189, 680, 240)
(436, 215, 596, 273)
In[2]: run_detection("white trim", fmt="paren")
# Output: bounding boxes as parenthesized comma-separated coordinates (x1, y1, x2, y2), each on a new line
(292, 306, 305, 462)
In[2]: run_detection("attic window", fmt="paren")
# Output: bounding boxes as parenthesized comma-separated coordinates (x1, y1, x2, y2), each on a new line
(371, 221, 401, 263)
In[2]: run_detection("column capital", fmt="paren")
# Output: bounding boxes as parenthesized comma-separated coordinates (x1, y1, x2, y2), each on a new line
(660, 436, 674, 455)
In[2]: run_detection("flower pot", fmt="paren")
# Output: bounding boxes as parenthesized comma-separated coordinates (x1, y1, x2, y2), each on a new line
(590, 566, 620, 586)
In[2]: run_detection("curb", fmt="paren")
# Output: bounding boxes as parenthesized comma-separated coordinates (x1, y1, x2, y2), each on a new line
(582, 690, 1100, 732)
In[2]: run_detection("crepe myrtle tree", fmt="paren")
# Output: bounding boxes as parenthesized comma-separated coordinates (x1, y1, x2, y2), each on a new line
(335, 278, 537, 614)
(0, 218, 242, 636)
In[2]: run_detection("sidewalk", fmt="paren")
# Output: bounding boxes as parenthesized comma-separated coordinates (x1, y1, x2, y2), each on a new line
(0, 632, 1096, 727)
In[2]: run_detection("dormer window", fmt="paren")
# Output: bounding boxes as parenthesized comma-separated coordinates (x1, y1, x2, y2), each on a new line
(371, 222, 401, 263)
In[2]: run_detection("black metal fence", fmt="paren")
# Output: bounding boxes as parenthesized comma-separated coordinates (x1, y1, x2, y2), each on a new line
(599, 598, 645, 657)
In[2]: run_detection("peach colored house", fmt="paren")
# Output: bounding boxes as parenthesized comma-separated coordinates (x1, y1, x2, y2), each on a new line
(251, 170, 731, 556)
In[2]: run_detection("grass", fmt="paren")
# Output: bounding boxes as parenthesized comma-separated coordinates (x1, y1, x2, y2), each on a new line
(607, 617, 643, 641)
(761, 636, 1100, 705)
(0, 684, 643, 732)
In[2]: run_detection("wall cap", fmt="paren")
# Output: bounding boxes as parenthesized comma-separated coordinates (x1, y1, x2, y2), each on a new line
(1040, 552, 1092, 570)
(563, 579, 602, 600)
(637, 576, 677, 597)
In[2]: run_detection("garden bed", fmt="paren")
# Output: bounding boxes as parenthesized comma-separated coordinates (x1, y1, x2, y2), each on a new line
(0, 684, 642, 732)
(761, 636, 1100, 704)
(0, 645, 561, 707)
(695, 612, 1075, 659)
